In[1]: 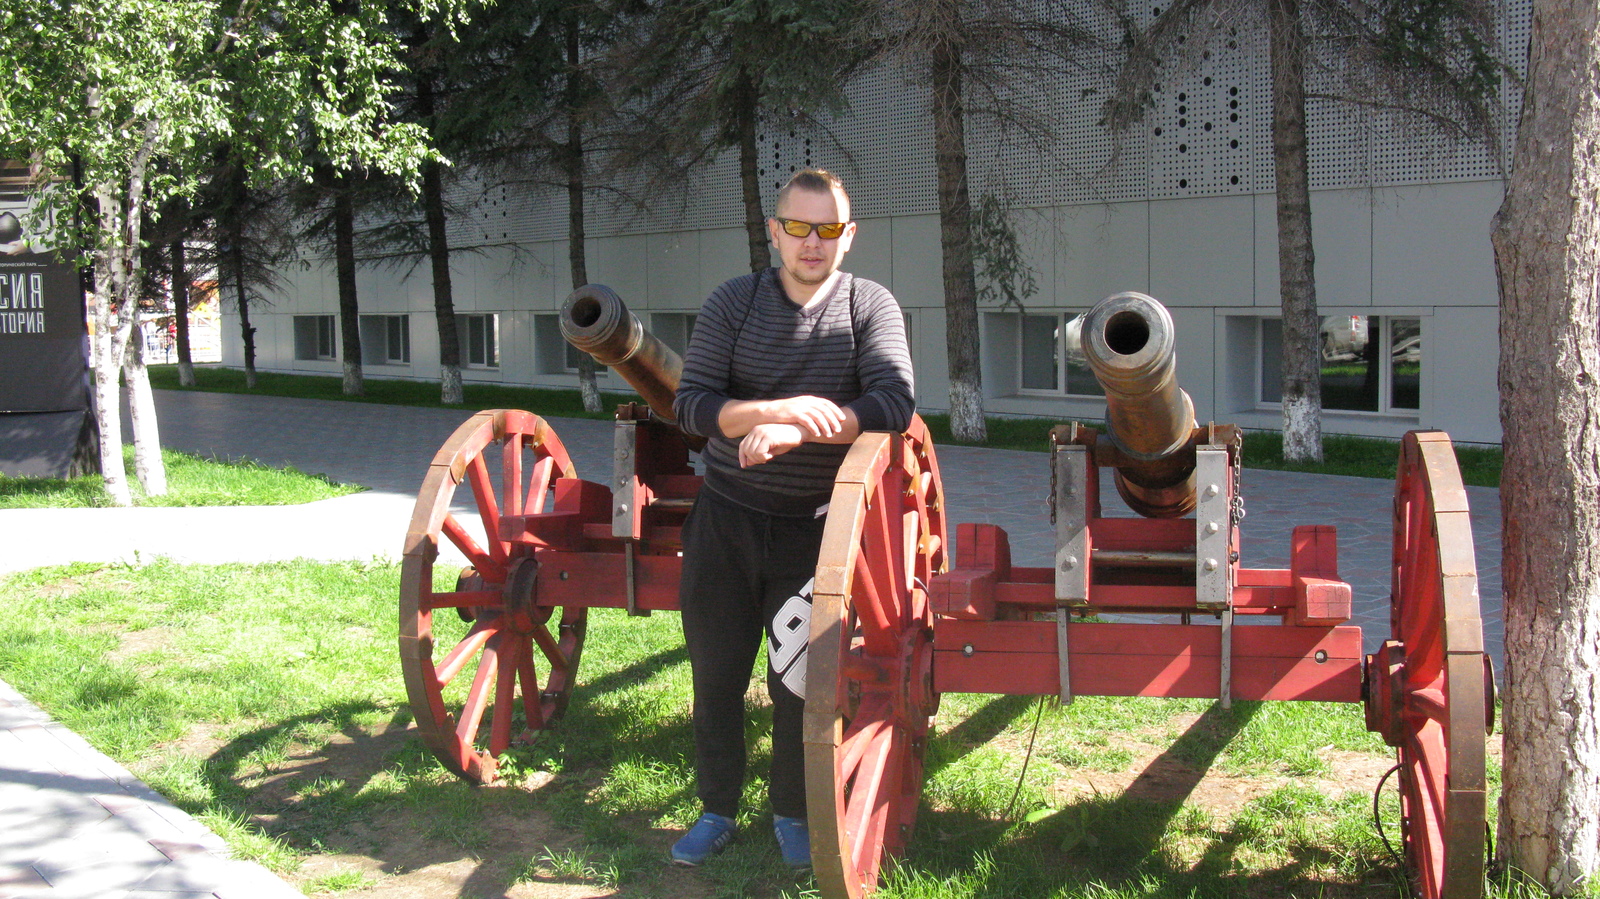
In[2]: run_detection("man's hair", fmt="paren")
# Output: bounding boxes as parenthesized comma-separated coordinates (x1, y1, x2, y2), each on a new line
(776, 168, 850, 215)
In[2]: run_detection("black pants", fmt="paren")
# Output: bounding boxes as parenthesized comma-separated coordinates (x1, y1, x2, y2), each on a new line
(679, 488, 825, 820)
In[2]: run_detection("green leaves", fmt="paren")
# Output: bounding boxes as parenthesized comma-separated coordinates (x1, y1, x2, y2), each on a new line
(0, 0, 477, 262)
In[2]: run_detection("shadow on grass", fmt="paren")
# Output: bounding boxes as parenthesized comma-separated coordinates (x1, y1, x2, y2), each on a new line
(894, 699, 1400, 898)
(195, 644, 714, 899)
(926, 693, 1037, 777)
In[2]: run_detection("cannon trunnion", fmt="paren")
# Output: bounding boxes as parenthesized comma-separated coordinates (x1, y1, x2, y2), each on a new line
(400, 288, 1492, 899)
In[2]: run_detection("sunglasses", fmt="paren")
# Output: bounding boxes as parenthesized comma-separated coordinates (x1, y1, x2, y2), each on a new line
(774, 217, 850, 240)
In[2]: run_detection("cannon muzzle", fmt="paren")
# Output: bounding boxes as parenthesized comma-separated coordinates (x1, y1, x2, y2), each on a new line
(560, 284, 683, 425)
(1080, 292, 1199, 518)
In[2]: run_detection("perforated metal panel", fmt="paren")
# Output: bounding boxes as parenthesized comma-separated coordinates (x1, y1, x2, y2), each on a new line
(1051, 2, 1151, 207)
(1147, 5, 1265, 198)
(455, 0, 1525, 244)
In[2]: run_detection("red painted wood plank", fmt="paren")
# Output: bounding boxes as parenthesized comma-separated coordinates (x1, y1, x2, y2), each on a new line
(532, 551, 683, 611)
(931, 620, 1364, 702)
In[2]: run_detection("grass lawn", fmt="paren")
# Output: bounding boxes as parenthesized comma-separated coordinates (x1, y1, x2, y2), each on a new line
(0, 445, 360, 509)
(0, 559, 1531, 899)
(149, 365, 1501, 488)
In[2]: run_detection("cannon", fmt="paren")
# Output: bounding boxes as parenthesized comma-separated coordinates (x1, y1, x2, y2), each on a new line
(399, 288, 1492, 899)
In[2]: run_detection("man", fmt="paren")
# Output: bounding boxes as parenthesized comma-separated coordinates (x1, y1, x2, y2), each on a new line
(670, 169, 915, 869)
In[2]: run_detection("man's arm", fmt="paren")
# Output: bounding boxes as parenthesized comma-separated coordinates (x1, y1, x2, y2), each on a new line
(840, 283, 916, 434)
(717, 395, 848, 440)
(735, 409, 863, 468)
(673, 280, 743, 438)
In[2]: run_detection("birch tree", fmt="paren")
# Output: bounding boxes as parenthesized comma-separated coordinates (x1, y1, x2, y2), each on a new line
(0, 0, 471, 505)
(1492, 0, 1600, 891)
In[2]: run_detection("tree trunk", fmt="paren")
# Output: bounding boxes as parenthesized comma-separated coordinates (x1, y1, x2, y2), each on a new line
(88, 195, 147, 506)
(334, 175, 363, 396)
(568, 20, 603, 415)
(1491, 0, 1600, 892)
(83, 88, 133, 505)
(418, 72, 464, 406)
(122, 321, 167, 496)
(930, 39, 986, 443)
(69, 406, 100, 478)
(229, 168, 257, 388)
(172, 236, 195, 386)
(1269, 0, 1322, 462)
(69, 155, 100, 478)
(89, 244, 132, 507)
(735, 67, 769, 274)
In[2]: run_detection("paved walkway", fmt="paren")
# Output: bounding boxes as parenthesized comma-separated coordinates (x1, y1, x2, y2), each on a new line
(0, 390, 1505, 898)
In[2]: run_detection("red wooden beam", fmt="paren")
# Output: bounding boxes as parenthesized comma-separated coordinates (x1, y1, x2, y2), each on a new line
(932, 620, 1363, 702)
(532, 551, 683, 612)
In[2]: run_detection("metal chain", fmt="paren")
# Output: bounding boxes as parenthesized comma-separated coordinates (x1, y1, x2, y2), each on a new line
(1230, 435, 1247, 527)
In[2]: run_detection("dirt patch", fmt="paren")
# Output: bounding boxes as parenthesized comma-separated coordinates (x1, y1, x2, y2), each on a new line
(107, 626, 181, 664)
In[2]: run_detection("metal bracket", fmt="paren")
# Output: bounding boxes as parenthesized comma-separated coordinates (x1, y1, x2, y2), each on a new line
(612, 418, 649, 617)
(612, 419, 637, 540)
(1053, 444, 1090, 607)
(1194, 445, 1232, 611)
(1056, 605, 1074, 705)
(624, 539, 648, 617)
(1219, 606, 1234, 709)
(1195, 440, 1235, 707)
(1052, 442, 1091, 706)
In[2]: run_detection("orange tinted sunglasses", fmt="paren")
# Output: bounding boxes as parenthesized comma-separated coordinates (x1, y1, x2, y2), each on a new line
(775, 217, 849, 239)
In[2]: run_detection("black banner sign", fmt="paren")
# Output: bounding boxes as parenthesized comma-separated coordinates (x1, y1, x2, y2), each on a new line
(0, 252, 88, 414)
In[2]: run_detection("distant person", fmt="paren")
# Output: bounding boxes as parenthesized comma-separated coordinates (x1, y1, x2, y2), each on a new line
(669, 169, 915, 869)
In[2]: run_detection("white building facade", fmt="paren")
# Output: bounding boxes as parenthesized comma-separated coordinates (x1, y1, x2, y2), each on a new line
(228, 4, 1525, 446)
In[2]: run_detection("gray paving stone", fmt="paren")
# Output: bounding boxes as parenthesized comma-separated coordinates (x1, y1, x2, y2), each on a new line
(0, 680, 307, 899)
(0, 863, 51, 899)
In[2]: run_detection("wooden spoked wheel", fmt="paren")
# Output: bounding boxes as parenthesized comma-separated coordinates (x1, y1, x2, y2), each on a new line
(1365, 430, 1492, 899)
(806, 416, 948, 898)
(400, 410, 587, 783)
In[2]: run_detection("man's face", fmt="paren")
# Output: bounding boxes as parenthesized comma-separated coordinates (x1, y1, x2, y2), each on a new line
(768, 187, 856, 288)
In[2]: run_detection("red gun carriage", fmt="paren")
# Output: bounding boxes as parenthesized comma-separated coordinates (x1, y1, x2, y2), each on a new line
(399, 287, 1493, 899)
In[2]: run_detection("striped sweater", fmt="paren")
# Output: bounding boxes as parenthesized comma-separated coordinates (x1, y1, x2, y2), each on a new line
(674, 269, 916, 517)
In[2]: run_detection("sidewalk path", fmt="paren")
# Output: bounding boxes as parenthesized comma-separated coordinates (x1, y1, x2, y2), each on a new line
(0, 677, 305, 899)
(0, 389, 1504, 899)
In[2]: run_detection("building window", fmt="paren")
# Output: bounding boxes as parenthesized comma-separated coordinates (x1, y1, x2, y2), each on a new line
(459, 313, 498, 368)
(1259, 315, 1421, 413)
(650, 312, 698, 358)
(1018, 312, 1103, 397)
(293, 314, 336, 361)
(360, 314, 410, 364)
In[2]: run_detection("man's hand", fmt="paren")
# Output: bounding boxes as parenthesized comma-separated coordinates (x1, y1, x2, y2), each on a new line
(719, 395, 845, 439)
(739, 423, 806, 467)
(764, 395, 846, 438)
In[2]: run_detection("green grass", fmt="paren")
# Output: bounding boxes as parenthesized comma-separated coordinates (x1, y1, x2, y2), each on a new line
(152, 364, 1501, 488)
(922, 416, 1500, 488)
(0, 559, 1543, 899)
(147, 363, 633, 420)
(0, 445, 360, 508)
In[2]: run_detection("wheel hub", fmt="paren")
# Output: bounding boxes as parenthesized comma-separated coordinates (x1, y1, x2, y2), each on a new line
(1364, 639, 1407, 747)
(500, 556, 547, 633)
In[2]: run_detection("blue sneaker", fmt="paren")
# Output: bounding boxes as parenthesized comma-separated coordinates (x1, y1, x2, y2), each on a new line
(773, 815, 811, 869)
(671, 812, 736, 866)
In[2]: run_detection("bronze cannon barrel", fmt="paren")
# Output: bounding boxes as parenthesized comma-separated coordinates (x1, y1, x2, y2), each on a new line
(1079, 291, 1199, 518)
(560, 284, 683, 424)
